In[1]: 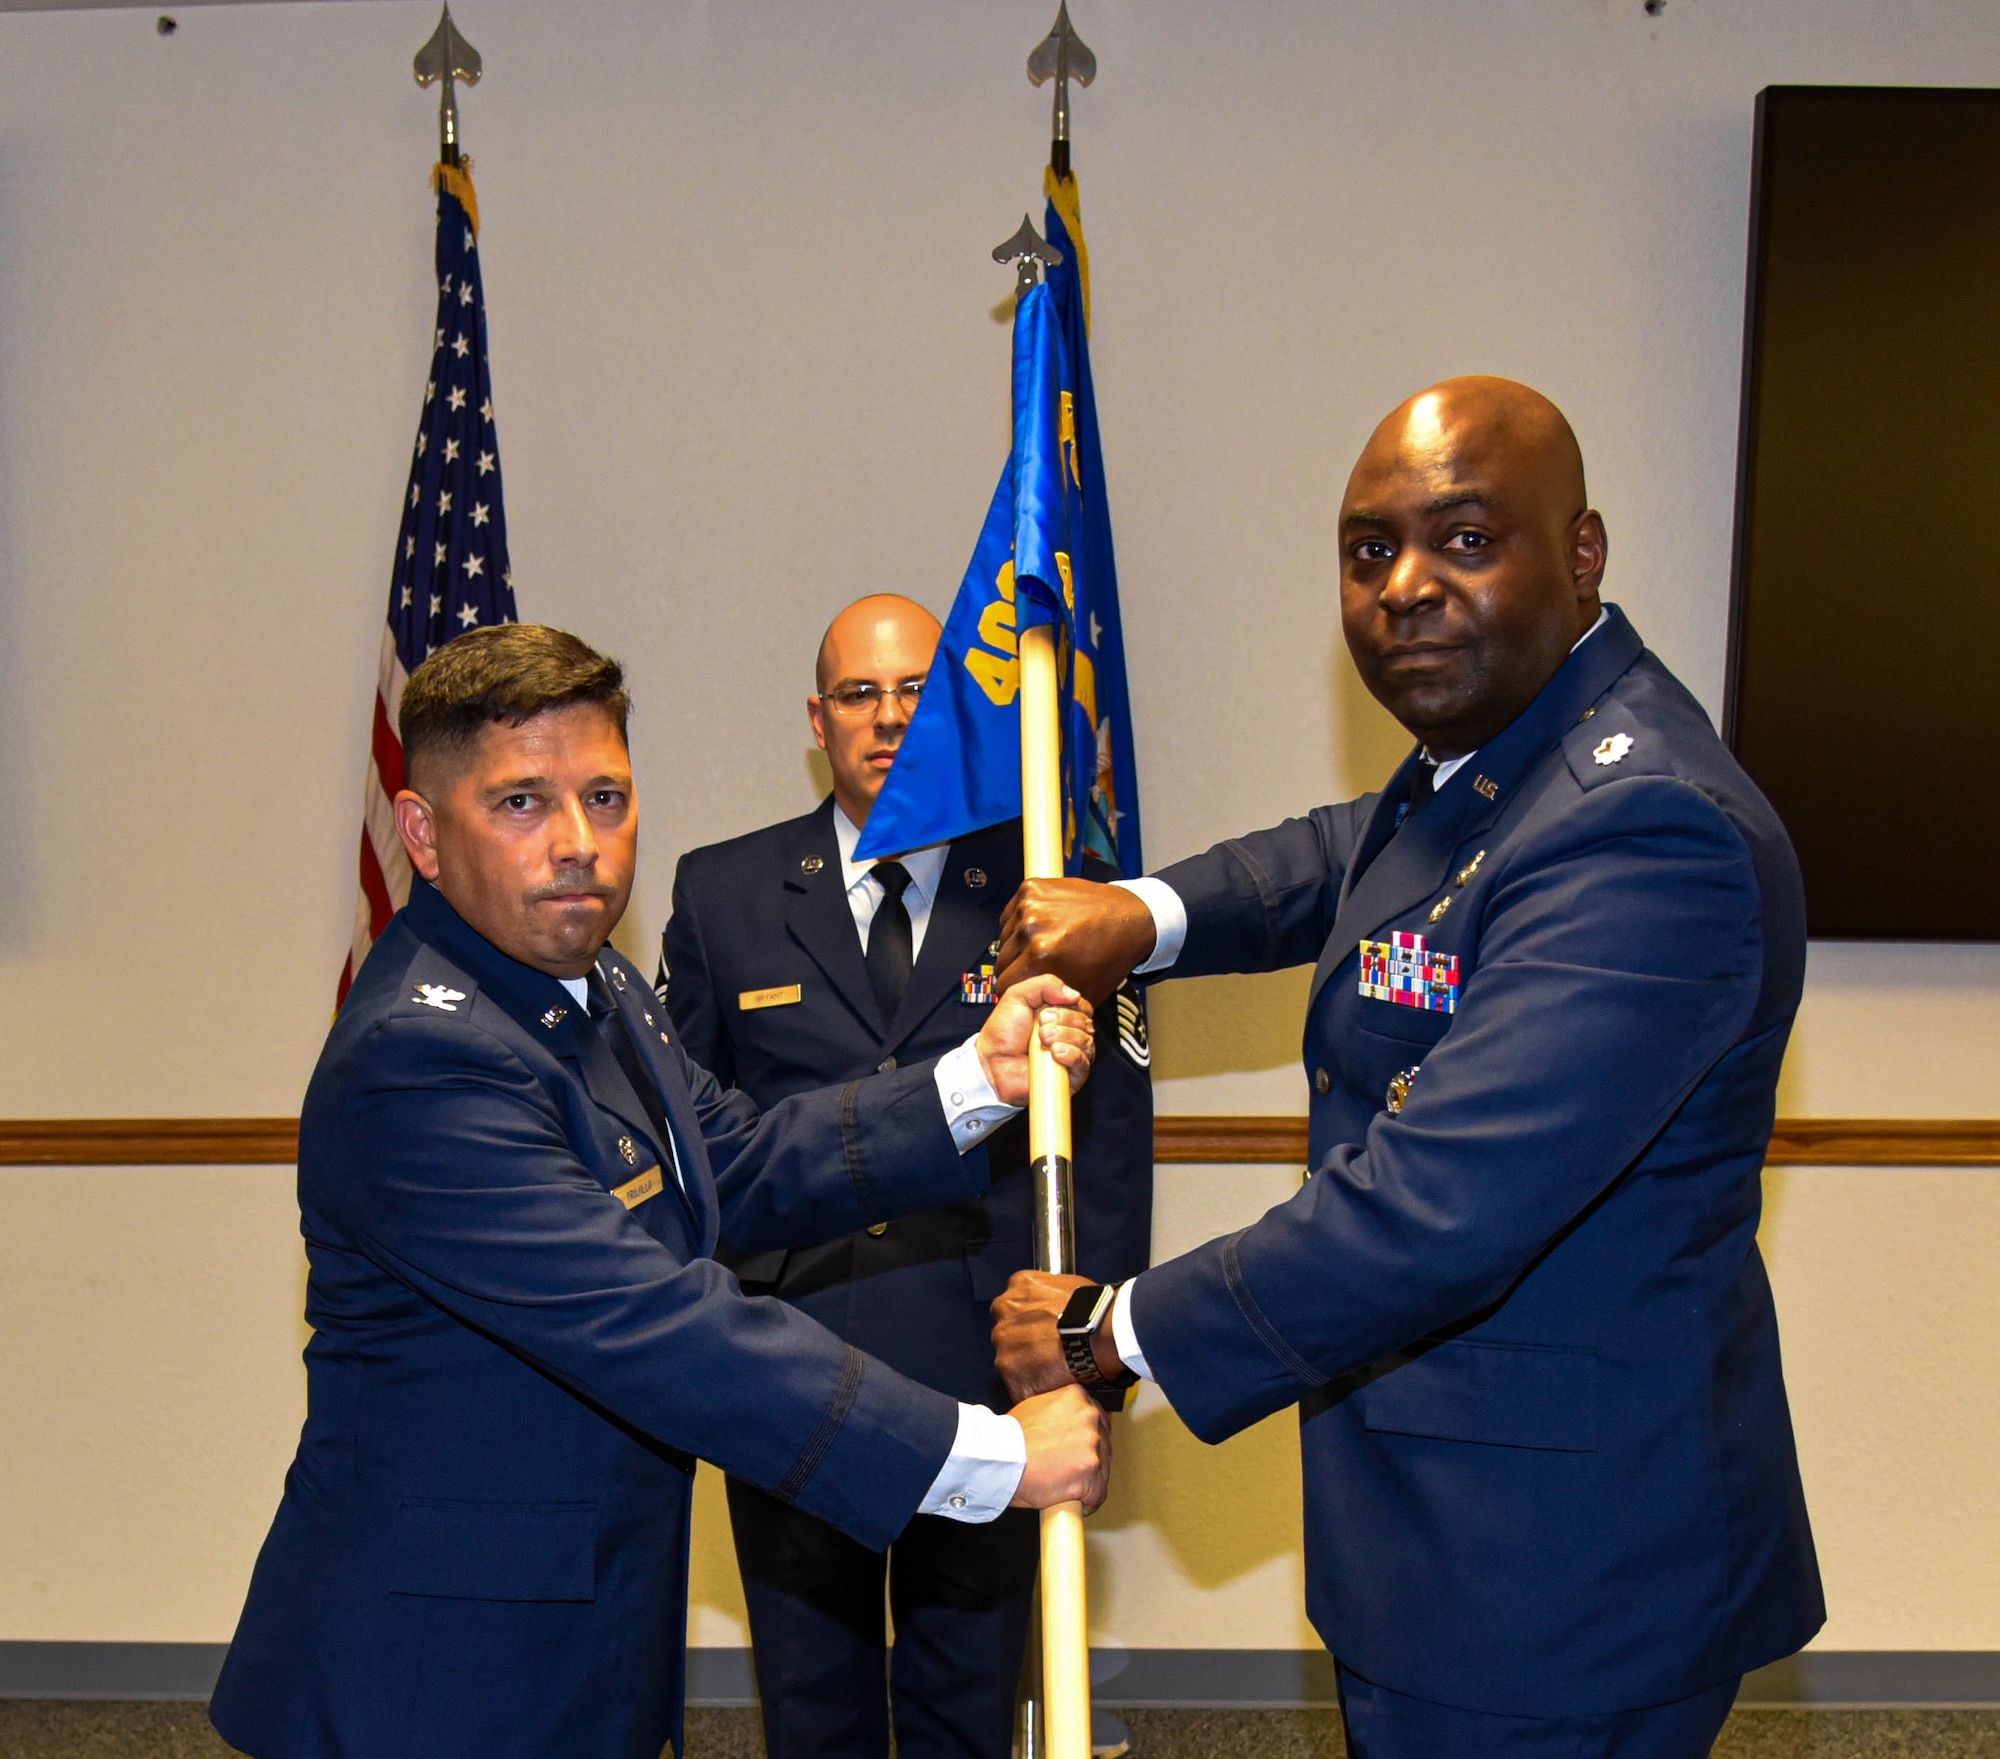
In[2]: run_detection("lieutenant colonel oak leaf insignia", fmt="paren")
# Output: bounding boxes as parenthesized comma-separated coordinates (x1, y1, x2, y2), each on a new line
(412, 983, 467, 1012)
(1592, 732, 1635, 766)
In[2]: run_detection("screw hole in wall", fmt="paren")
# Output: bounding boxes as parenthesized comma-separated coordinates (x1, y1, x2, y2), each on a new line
(156, 15, 177, 35)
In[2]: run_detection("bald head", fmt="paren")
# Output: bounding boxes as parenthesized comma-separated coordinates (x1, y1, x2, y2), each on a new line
(808, 593, 942, 829)
(1361, 376, 1587, 521)
(1338, 376, 1607, 757)
(815, 594, 941, 695)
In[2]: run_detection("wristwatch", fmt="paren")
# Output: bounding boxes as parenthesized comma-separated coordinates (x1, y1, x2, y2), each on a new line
(1056, 1283, 1139, 1391)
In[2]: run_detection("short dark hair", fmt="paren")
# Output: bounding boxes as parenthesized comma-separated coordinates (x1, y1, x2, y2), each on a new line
(399, 623, 630, 786)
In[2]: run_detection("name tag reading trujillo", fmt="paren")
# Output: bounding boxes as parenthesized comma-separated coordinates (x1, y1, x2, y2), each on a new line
(738, 984, 802, 1012)
(611, 1167, 664, 1210)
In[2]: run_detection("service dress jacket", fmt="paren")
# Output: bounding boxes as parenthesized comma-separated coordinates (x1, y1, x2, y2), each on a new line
(1130, 606, 1825, 1717)
(210, 879, 984, 1759)
(661, 807, 1153, 1407)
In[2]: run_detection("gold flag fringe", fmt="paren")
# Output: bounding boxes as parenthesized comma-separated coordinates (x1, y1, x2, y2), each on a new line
(430, 159, 480, 239)
(1043, 165, 1090, 334)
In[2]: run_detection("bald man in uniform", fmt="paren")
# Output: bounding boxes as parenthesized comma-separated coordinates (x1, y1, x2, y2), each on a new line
(659, 596, 1153, 1759)
(991, 379, 1824, 1758)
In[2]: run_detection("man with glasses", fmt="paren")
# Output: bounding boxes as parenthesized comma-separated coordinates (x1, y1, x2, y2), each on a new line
(657, 594, 1153, 1759)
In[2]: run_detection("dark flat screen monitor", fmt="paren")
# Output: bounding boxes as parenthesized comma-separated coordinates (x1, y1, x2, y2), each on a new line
(1727, 86, 2000, 940)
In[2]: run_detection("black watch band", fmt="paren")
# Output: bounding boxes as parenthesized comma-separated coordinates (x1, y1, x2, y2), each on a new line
(1055, 1283, 1137, 1391)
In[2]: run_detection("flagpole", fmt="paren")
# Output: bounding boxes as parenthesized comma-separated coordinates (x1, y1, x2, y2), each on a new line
(991, 199, 1092, 1759)
(1022, 15, 1099, 1752)
(1019, 617, 1092, 1759)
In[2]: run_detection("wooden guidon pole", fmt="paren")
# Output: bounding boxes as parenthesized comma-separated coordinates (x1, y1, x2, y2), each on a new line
(1018, 619, 1091, 1759)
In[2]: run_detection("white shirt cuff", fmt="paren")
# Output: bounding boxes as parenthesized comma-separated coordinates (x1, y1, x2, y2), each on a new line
(934, 1037, 1020, 1153)
(1113, 876, 1188, 975)
(918, 1403, 1027, 1522)
(1110, 1279, 1155, 1383)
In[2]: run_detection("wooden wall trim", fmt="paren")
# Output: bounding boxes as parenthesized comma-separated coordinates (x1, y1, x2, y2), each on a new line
(0, 1118, 299, 1165)
(1, 1115, 1995, 1168)
(1152, 1115, 2000, 1166)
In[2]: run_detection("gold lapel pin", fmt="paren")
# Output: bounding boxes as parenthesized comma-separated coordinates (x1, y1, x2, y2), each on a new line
(1455, 850, 1486, 887)
(964, 867, 988, 889)
(801, 854, 825, 875)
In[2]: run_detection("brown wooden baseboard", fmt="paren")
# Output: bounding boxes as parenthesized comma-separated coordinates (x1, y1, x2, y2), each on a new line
(1, 1115, 1995, 1168)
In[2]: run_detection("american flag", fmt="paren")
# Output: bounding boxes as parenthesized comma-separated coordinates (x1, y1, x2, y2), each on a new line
(338, 165, 517, 1006)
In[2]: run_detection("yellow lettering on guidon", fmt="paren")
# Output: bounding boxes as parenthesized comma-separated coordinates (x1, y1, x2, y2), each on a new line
(611, 1166, 664, 1210)
(966, 562, 1021, 706)
(738, 984, 802, 1011)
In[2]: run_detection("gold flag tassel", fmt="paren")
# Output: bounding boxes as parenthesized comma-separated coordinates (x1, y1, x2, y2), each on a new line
(430, 159, 480, 239)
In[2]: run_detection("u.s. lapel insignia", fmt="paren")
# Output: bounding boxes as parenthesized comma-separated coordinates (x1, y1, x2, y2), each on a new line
(1472, 775, 1499, 801)
(412, 983, 466, 1012)
(1593, 732, 1634, 766)
(1385, 1064, 1421, 1115)
(617, 1135, 638, 1166)
(800, 854, 825, 876)
(964, 867, 988, 890)
(1455, 850, 1486, 887)
(539, 1005, 569, 1029)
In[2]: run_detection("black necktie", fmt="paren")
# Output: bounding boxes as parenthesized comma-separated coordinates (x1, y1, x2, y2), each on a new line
(865, 861, 914, 1023)
(1352, 757, 1439, 888)
(1402, 757, 1436, 825)
(586, 972, 676, 1159)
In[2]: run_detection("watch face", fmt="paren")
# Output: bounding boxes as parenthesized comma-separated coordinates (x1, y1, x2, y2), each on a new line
(1057, 1284, 1107, 1335)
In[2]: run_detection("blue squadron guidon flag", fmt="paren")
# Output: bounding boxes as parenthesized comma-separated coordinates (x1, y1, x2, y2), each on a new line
(338, 163, 517, 1007)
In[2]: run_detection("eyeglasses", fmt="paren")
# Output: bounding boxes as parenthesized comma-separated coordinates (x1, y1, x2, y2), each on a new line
(818, 679, 927, 718)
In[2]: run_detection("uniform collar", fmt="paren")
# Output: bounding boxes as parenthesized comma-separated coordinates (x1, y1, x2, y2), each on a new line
(832, 802, 949, 914)
(1426, 605, 1611, 793)
(403, 878, 596, 1033)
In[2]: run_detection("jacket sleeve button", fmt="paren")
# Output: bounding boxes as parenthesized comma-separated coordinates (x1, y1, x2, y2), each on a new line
(879, 1056, 898, 1072)
(1314, 1067, 1332, 1095)
(867, 1222, 889, 1237)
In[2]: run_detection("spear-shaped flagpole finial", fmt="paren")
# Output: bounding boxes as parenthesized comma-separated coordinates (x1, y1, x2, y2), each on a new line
(993, 213, 1065, 296)
(1026, 0, 1096, 181)
(414, 4, 483, 166)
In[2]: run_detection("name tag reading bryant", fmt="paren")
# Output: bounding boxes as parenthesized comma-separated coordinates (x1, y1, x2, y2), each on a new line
(1358, 931, 1460, 1014)
(739, 984, 802, 1012)
(611, 1166, 664, 1210)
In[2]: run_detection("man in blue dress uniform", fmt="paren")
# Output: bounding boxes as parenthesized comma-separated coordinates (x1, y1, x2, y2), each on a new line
(990, 379, 1824, 1758)
(658, 595, 1154, 1759)
(208, 624, 1112, 1759)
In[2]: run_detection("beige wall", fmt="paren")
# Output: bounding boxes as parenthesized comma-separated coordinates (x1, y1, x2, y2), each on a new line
(0, 0, 1997, 1655)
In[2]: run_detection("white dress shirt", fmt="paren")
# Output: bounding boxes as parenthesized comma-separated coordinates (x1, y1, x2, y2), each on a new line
(1104, 608, 1615, 1384)
(832, 805, 951, 963)
(833, 805, 1019, 1157)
